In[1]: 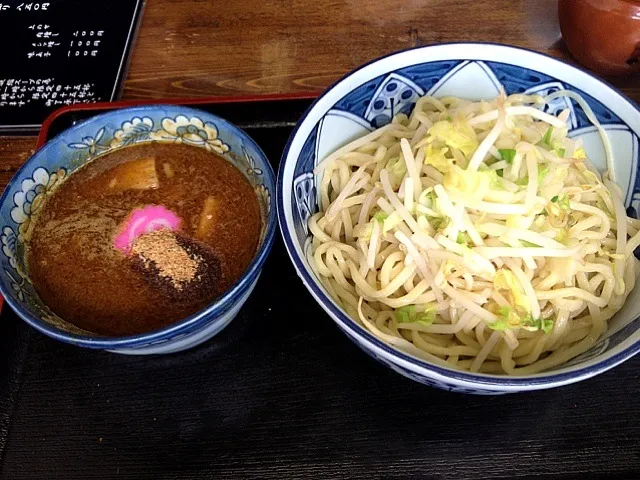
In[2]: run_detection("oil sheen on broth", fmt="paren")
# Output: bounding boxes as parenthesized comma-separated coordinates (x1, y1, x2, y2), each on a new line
(27, 143, 262, 336)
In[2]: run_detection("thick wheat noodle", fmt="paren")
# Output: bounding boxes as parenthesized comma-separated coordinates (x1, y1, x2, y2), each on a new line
(308, 91, 640, 374)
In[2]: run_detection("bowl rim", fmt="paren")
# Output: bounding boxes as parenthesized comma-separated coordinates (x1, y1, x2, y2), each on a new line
(276, 41, 640, 387)
(0, 104, 277, 349)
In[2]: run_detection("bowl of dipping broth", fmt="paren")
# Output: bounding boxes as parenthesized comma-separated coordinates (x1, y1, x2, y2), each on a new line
(0, 105, 276, 354)
(277, 43, 640, 393)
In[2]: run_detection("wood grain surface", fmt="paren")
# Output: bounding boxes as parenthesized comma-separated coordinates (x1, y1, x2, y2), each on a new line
(0, 0, 638, 188)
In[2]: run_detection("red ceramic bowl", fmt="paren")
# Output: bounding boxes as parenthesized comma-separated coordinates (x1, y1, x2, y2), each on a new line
(559, 0, 640, 76)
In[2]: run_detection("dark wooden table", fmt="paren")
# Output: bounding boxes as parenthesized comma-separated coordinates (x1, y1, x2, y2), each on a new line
(0, 1, 639, 479)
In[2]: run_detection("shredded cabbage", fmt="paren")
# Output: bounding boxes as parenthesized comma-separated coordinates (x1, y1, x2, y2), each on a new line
(424, 145, 452, 172)
(385, 156, 407, 188)
(427, 119, 478, 158)
(494, 269, 530, 314)
(443, 165, 492, 203)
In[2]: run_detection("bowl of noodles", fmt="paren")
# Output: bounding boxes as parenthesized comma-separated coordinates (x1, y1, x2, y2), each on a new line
(277, 43, 640, 393)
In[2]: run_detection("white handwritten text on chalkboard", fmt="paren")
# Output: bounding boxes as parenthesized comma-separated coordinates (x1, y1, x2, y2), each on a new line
(0, 3, 51, 11)
(0, 0, 143, 132)
(0, 79, 99, 108)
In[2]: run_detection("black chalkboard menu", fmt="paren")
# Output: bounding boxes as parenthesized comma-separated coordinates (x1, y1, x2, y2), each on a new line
(0, 0, 144, 134)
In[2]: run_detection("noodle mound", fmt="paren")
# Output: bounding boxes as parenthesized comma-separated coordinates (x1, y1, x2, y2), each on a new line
(309, 91, 640, 375)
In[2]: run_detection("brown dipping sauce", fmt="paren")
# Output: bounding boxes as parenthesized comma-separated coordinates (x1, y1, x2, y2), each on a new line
(27, 143, 262, 336)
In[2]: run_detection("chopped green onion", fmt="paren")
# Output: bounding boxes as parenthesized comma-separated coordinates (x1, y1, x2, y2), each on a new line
(559, 196, 570, 210)
(420, 309, 436, 326)
(515, 168, 549, 187)
(552, 194, 571, 210)
(489, 306, 551, 333)
(542, 126, 553, 146)
(520, 240, 539, 247)
(395, 305, 414, 324)
(374, 211, 388, 222)
(521, 316, 537, 330)
(430, 217, 446, 231)
(487, 321, 508, 331)
(496, 169, 504, 178)
(538, 166, 549, 184)
(498, 148, 517, 164)
(521, 315, 554, 333)
(394, 304, 436, 326)
(488, 306, 511, 331)
(555, 228, 569, 244)
(457, 232, 470, 246)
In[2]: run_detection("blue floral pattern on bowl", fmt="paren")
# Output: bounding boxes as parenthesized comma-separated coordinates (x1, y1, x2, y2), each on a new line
(110, 116, 154, 146)
(278, 43, 640, 393)
(147, 115, 230, 154)
(0, 105, 276, 353)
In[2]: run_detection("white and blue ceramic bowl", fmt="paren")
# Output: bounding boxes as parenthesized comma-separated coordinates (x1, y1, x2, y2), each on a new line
(0, 105, 276, 354)
(277, 43, 640, 393)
